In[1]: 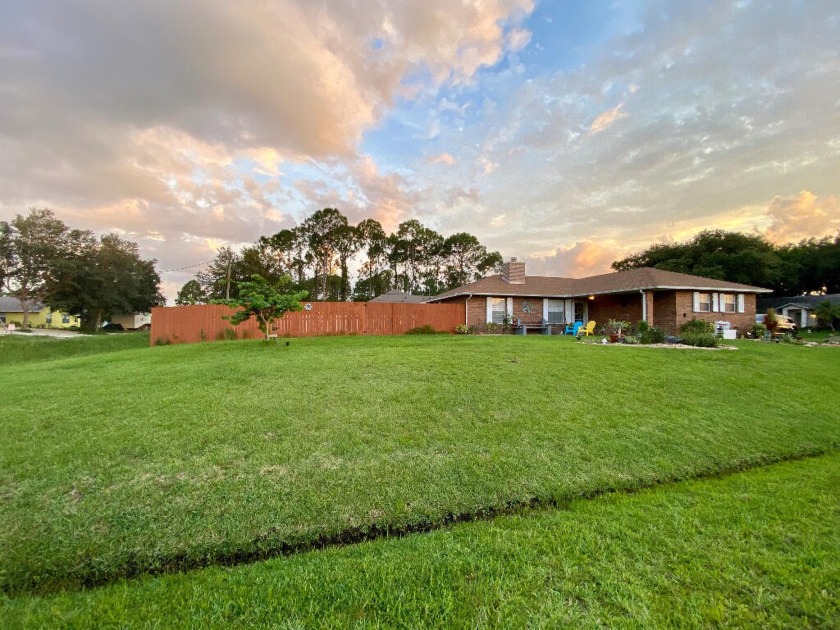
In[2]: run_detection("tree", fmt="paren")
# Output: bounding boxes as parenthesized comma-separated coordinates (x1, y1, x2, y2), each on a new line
(355, 218, 388, 300)
(175, 279, 207, 305)
(197, 247, 240, 301)
(442, 232, 503, 290)
(302, 208, 349, 300)
(612, 230, 781, 289)
(223, 274, 308, 340)
(48, 233, 162, 330)
(814, 301, 840, 331)
(3, 208, 70, 327)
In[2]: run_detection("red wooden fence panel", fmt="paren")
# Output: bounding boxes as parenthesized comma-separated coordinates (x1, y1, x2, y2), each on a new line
(150, 302, 464, 345)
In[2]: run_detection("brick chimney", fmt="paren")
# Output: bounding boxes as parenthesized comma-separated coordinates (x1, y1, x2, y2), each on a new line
(501, 257, 526, 284)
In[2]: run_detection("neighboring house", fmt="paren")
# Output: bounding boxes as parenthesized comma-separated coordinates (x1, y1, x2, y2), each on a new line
(110, 312, 152, 330)
(427, 258, 771, 336)
(369, 290, 430, 304)
(0, 296, 80, 329)
(757, 294, 840, 329)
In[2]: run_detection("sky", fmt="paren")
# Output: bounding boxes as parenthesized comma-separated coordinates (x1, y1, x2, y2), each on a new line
(1, 0, 839, 301)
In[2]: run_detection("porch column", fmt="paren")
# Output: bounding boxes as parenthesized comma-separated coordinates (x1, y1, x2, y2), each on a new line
(641, 290, 654, 325)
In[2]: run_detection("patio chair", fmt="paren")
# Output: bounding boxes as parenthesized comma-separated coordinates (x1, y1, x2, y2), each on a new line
(576, 320, 596, 337)
(564, 321, 583, 335)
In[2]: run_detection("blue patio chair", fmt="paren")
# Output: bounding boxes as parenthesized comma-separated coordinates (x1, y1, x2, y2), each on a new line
(564, 321, 583, 335)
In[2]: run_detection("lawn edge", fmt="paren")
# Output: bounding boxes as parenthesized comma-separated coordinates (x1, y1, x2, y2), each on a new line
(7, 445, 836, 598)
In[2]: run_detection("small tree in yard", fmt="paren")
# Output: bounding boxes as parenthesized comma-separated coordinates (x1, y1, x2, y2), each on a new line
(223, 274, 308, 340)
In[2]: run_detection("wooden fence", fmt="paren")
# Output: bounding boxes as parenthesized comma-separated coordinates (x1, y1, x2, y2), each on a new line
(150, 302, 464, 345)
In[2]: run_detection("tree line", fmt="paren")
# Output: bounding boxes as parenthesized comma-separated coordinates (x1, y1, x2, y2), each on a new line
(177, 208, 503, 304)
(1, 209, 162, 329)
(612, 230, 840, 296)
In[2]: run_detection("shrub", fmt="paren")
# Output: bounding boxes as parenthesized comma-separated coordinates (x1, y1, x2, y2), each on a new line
(637, 320, 650, 334)
(638, 326, 666, 344)
(485, 322, 498, 333)
(216, 328, 238, 341)
(748, 322, 767, 339)
(680, 332, 719, 347)
(454, 324, 475, 335)
(406, 325, 439, 335)
(680, 318, 715, 335)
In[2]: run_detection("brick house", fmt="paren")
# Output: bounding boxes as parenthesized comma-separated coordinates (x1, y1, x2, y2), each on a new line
(427, 258, 771, 336)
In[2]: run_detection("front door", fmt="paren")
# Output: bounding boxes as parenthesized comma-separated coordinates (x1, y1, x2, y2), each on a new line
(574, 301, 587, 323)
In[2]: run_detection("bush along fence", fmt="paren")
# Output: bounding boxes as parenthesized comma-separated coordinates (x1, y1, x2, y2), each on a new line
(150, 302, 464, 345)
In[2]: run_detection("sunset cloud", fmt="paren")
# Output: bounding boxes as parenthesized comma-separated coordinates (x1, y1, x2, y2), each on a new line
(1, 0, 838, 301)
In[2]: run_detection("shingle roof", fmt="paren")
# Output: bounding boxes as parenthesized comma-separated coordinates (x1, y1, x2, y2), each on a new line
(369, 290, 430, 304)
(0, 296, 44, 313)
(428, 267, 771, 301)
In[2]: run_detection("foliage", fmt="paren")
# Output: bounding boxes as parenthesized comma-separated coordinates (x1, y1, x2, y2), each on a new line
(680, 332, 719, 347)
(2, 335, 839, 597)
(813, 300, 840, 331)
(175, 279, 207, 305)
(220, 274, 307, 340)
(638, 324, 666, 344)
(209, 209, 502, 303)
(749, 322, 768, 338)
(454, 324, 474, 334)
(612, 230, 840, 296)
(485, 321, 498, 333)
(764, 308, 780, 334)
(606, 319, 631, 335)
(48, 233, 162, 330)
(405, 325, 441, 335)
(1, 209, 70, 326)
(680, 318, 715, 334)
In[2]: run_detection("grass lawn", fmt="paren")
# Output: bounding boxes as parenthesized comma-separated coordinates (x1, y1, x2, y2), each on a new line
(0, 331, 149, 366)
(2, 334, 839, 596)
(3, 453, 837, 628)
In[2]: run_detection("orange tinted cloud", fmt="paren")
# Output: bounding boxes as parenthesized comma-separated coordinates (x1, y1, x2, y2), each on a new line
(763, 190, 840, 244)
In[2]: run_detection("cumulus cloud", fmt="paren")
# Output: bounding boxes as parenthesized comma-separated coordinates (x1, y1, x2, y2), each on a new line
(526, 241, 618, 278)
(0, 0, 534, 299)
(763, 191, 840, 244)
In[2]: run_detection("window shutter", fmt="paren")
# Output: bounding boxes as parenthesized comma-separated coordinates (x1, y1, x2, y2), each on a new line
(712, 293, 720, 312)
(737, 294, 745, 313)
(692, 292, 700, 312)
(505, 297, 513, 317)
(486, 297, 493, 324)
(542, 299, 549, 322)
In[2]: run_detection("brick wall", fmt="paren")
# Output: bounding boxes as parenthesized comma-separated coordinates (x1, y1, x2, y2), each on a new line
(666, 291, 756, 335)
(588, 294, 643, 330)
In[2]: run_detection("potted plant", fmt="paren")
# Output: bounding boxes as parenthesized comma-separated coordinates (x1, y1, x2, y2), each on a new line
(606, 318, 631, 343)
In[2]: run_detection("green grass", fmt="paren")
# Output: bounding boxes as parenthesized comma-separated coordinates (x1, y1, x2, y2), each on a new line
(2, 335, 839, 595)
(3, 453, 837, 628)
(0, 331, 149, 365)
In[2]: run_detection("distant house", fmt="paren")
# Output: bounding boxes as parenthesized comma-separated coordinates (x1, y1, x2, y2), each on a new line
(0, 296, 80, 329)
(427, 258, 771, 336)
(757, 294, 840, 329)
(369, 290, 430, 304)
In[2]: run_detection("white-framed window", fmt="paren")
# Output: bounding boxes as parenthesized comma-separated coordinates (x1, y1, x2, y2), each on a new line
(46, 311, 53, 324)
(722, 293, 736, 313)
(694, 292, 712, 312)
(546, 299, 564, 324)
(490, 297, 506, 324)
(62, 314, 70, 324)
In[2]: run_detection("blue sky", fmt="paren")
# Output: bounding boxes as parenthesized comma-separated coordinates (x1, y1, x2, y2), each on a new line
(1, 0, 838, 300)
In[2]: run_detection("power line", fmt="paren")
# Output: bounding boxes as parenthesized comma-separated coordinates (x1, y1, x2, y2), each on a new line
(160, 259, 215, 273)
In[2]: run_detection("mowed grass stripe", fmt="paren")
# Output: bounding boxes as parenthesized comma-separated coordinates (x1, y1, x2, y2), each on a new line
(3, 452, 838, 628)
(2, 335, 839, 593)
